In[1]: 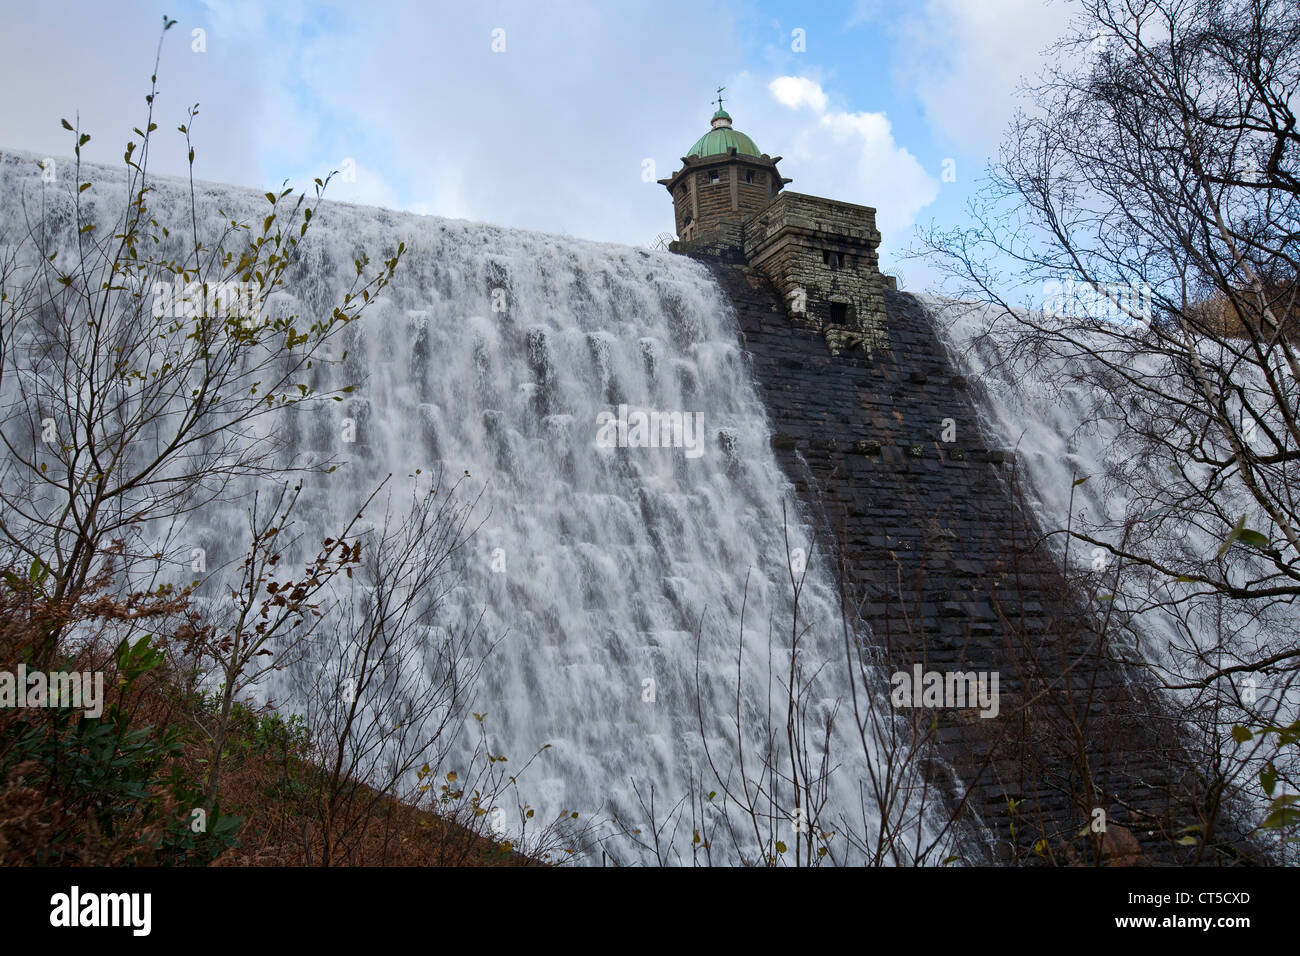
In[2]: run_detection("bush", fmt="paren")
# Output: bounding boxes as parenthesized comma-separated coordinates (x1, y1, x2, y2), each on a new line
(0, 578, 241, 865)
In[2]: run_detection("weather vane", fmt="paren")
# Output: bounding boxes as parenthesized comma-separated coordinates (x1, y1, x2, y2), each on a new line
(715, 86, 726, 111)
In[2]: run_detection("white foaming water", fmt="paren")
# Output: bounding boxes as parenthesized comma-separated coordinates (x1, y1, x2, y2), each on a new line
(0, 151, 933, 864)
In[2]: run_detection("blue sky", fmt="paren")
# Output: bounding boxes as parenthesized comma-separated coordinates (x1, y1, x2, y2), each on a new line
(0, 0, 1079, 291)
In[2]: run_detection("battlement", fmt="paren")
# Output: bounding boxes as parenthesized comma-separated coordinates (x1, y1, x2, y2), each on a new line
(744, 191, 890, 356)
(670, 189, 892, 356)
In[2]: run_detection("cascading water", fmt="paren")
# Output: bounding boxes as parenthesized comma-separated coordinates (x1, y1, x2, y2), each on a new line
(0, 150, 936, 864)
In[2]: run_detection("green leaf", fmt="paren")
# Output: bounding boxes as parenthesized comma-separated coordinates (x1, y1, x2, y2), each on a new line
(1072, 475, 1090, 487)
(60, 118, 73, 131)
(1231, 725, 1253, 743)
(1214, 516, 1271, 557)
(1217, 514, 1248, 558)
(1236, 529, 1271, 550)
(1262, 805, 1300, 830)
(1261, 763, 1278, 797)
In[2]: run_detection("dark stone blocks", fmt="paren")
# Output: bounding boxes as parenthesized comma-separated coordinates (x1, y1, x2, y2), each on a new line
(698, 255, 1236, 865)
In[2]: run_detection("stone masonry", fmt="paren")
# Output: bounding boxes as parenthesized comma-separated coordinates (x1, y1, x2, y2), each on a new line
(657, 138, 788, 243)
(743, 191, 890, 358)
(690, 255, 1262, 866)
(661, 108, 1266, 862)
(670, 189, 890, 358)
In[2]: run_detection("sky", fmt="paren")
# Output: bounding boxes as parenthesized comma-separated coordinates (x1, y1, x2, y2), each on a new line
(0, 0, 1081, 291)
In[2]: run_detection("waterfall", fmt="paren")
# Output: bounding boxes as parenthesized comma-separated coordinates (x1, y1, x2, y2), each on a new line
(0, 150, 936, 865)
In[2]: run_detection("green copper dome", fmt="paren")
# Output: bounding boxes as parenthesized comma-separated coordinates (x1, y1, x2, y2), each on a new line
(687, 108, 763, 158)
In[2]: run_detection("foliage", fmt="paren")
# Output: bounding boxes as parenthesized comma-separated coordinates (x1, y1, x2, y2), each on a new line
(0, 579, 241, 864)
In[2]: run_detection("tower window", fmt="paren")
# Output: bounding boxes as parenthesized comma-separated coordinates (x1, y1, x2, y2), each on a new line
(745, 170, 755, 184)
(823, 250, 843, 270)
(829, 302, 850, 325)
(709, 170, 720, 182)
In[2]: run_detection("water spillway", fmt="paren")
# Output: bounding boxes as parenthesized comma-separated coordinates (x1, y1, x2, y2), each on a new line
(0, 151, 933, 864)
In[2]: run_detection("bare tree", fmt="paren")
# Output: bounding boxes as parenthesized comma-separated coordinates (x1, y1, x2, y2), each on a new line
(605, 505, 961, 866)
(917, 0, 1300, 851)
(0, 18, 403, 664)
(186, 479, 377, 816)
(296, 469, 494, 865)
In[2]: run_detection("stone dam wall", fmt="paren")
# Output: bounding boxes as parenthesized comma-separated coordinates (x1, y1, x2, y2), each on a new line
(701, 255, 1263, 866)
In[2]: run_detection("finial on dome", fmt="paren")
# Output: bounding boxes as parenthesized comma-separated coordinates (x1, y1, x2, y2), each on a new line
(711, 87, 733, 129)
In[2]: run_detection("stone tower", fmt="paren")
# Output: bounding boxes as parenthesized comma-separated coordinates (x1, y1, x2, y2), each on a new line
(662, 100, 891, 357)
(657, 105, 789, 244)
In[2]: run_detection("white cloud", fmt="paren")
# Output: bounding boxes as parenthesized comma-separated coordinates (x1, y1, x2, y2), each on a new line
(769, 76, 827, 112)
(754, 75, 939, 249)
(894, 0, 1075, 157)
(0, 0, 747, 248)
(845, 0, 885, 29)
